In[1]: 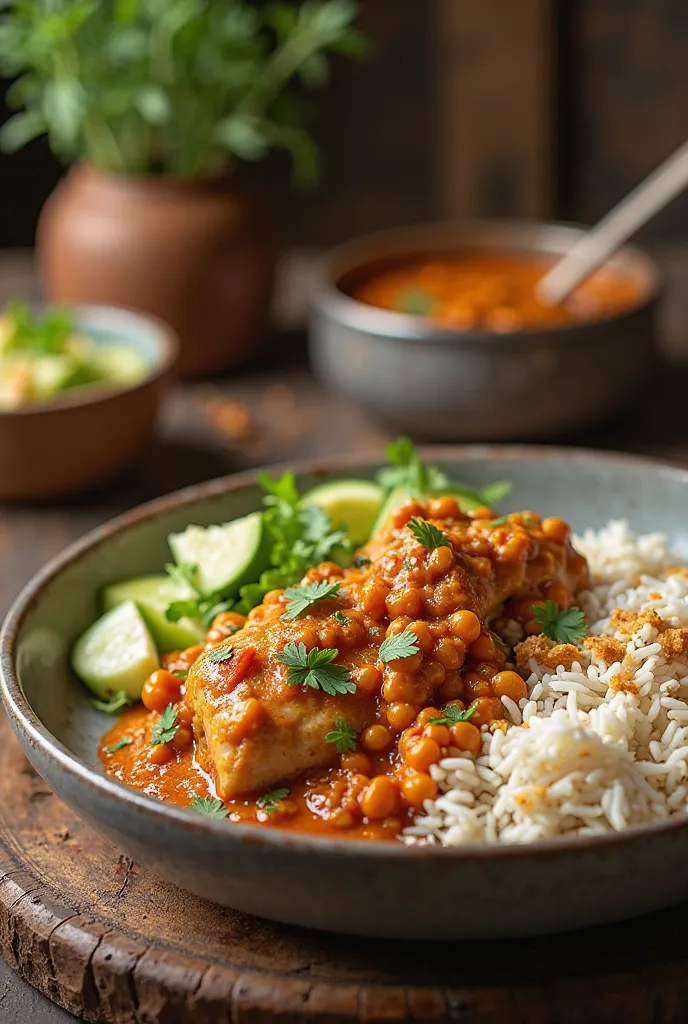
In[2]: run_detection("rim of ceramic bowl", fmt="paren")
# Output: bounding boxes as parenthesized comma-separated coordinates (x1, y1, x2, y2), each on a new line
(3, 443, 688, 862)
(0, 303, 179, 418)
(309, 219, 663, 345)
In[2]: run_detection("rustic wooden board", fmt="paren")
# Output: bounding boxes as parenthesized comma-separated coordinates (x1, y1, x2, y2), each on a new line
(3, 713, 688, 1023)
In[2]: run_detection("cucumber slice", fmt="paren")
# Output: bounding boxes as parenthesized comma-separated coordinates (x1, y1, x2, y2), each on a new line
(168, 511, 269, 598)
(102, 574, 205, 653)
(71, 601, 159, 701)
(302, 479, 384, 544)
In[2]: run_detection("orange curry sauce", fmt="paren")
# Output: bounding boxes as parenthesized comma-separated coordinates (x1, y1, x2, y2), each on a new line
(100, 498, 589, 841)
(349, 252, 643, 331)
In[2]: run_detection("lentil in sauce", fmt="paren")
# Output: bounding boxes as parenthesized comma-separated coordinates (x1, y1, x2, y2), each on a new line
(100, 498, 589, 841)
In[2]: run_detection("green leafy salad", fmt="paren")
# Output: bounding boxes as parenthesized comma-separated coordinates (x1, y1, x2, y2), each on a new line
(0, 302, 147, 410)
(71, 439, 512, 707)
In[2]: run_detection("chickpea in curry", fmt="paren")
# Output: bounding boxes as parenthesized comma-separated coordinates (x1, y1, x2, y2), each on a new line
(348, 252, 644, 332)
(101, 498, 589, 841)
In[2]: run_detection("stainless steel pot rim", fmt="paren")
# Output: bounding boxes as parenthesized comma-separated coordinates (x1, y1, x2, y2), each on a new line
(309, 219, 663, 346)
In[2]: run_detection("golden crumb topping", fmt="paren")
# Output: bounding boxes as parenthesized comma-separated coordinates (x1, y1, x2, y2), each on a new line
(515, 635, 582, 672)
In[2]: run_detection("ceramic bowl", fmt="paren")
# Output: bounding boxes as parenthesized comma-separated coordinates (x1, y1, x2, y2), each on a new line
(3, 446, 688, 940)
(309, 221, 661, 441)
(0, 305, 178, 500)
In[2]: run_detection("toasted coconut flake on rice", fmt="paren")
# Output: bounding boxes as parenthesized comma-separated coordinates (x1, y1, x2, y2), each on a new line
(404, 520, 688, 847)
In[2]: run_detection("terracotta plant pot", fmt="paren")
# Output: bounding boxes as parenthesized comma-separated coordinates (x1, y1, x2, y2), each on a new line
(37, 164, 280, 377)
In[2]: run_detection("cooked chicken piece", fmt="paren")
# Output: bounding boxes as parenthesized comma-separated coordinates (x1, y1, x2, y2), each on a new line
(186, 500, 589, 799)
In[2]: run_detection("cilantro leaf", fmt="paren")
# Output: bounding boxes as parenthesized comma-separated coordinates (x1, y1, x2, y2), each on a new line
(376, 437, 449, 497)
(276, 642, 357, 696)
(171, 669, 188, 681)
(206, 645, 235, 664)
(352, 555, 371, 569)
(378, 630, 420, 664)
(369, 625, 381, 635)
(333, 610, 349, 626)
(281, 580, 342, 620)
(403, 558, 414, 570)
(165, 598, 203, 623)
(533, 600, 587, 645)
(150, 704, 179, 746)
(429, 704, 478, 726)
(480, 480, 513, 506)
(165, 561, 200, 594)
(90, 690, 133, 714)
(325, 717, 357, 754)
(103, 736, 132, 755)
(407, 518, 452, 551)
(190, 795, 228, 819)
(256, 788, 290, 817)
(488, 516, 508, 528)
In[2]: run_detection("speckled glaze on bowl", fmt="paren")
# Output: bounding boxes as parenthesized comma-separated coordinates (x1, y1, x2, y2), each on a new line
(0, 305, 178, 500)
(309, 221, 661, 441)
(3, 446, 688, 940)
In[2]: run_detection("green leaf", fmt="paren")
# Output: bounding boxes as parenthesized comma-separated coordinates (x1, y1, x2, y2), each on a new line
(150, 704, 179, 745)
(480, 480, 512, 506)
(397, 288, 433, 316)
(0, 110, 46, 152)
(135, 84, 171, 126)
(428, 704, 477, 726)
(103, 736, 133, 754)
(43, 79, 85, 152)
(190, 795, 228, 818)
(378, 630, 420, 665)
(215, 113, 268, 161)
(90, 690, 133, 714)
(352, 555, 371, 569)
(256, 787, 290, 817)
(488, 516, 508, 528)
(325, 717, 357, 754)
(407, 518, 452, 551)
(533, 601, 587, 645)
(299, 51, 329, 88)
(332, 610, 349, 627)
(276, 642, 356, 696)
(281, 580, 341, 620)
(206, 645, 235, 664)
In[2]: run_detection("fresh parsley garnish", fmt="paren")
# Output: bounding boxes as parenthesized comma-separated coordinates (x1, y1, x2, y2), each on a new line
(408, 518, 452, 551)
(488, 516, 508, 528)
(333, 610, 349, 627)
(256, 788, 290, 817)
(90, 690, 133, 714)
(281, 580, 342, 620)
(429, 705, 478, 726)
(403, 558, 414, 570)
(491, 631, 508, 649)
(5, 301, 73, 355)
(369, 625, 381, 635)
(276, 642, 357, 696)
(378, 630, 420, 664)
(190, 795, 228, 819)
(164, 561, 237, 629)
(150, 704, 179, 746)
(533, 600, 587, 645)
(325, 718, 357, 754)
(171, 668, 189, 681)
(397, 287, 433, 316)
(480, 480, 513, 506)
(103, 736, 132, 755)
(352, 555, 371, 569)
(206, 645, 235, 664)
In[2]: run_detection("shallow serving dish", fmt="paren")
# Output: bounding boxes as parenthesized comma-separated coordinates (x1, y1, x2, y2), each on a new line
(0, 305, 178, 500)
(4, 445, 688, 940)
(309, 221, 661, 441)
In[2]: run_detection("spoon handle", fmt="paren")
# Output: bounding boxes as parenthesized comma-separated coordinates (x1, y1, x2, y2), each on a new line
(537, 139, 688, 306)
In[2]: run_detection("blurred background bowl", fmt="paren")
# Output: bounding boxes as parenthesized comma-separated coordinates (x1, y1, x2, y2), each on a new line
(309, 220, 662, 441)
(0, 305, 178, 501)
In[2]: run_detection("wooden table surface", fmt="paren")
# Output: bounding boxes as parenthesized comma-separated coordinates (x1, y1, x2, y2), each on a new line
(1, 247, 688, 1022)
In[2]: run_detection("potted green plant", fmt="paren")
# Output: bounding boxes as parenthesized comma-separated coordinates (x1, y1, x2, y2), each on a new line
(0, 0, 365, 376)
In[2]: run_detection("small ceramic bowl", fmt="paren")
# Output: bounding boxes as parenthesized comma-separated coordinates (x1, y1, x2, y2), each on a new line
(0, 305, 178, 500)
(4, 446, 688, 940)
(309, 220, 662, 441)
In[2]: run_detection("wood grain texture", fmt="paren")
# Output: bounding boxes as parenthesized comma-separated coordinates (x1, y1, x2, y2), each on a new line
(5, 710, 688, 1024)
(437, 0, 555, 220)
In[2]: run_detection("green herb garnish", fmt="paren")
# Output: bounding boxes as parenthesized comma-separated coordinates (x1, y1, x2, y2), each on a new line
(376, 438, 512, 509)
(257, 788, 290, 817)
(164, 561, 237, 629)
(276, 643, 357, 696)
(90, 691, 133, 714)
(488, 516, 508, 528)
(281, 580, 342, 620)
(190, 795, 228, 819)
(428, 705, 477, 726)
(533, 601, 587, 645)
(369, 625, 381, 635)
(378, 630, 420, 664)
(333, 610, 349, 626)
(408, 518, 452, 551)
(397, 287, 433, 316)
(491, 631, 508, 649)
(403, 558, 414, 570)
(150, 704, 179, 746)
(171, 669, 189, 681)
(103, 736, 132, 755)
(352, 555, 371, 569)
(206, 645, 235, 664)
(325, 718, 357, 754)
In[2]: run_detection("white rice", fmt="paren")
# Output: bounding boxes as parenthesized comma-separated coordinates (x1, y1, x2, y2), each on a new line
(404, 519, 688, 846)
